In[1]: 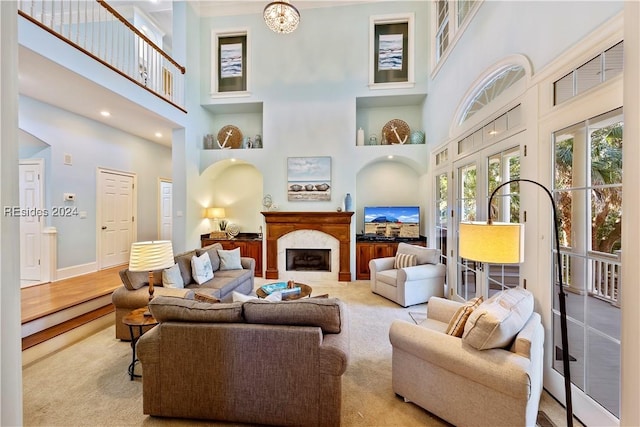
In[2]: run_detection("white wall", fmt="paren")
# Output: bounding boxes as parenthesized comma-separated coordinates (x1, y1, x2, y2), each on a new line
(18, 96, 172, 269)
(1, 2, 23, 425)
(424, 0, 623, 146)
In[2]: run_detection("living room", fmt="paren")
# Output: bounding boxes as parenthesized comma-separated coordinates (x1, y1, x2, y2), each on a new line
(3, 1, 640, 426)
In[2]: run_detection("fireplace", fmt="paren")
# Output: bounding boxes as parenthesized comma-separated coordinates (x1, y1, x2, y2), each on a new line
(262, 211, 354, 281)
(286, 248, 331, 272)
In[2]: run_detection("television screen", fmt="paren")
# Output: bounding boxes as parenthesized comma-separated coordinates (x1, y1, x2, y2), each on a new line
(364, 206, 420, 239)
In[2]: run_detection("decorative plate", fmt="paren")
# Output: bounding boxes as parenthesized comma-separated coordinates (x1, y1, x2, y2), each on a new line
(226, 223, 240, 238)
(382, 119, 411, 145)
(216, 125, 243, 149)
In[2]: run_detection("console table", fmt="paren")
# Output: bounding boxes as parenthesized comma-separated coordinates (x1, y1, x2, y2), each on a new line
(356, 237, 427, 280)
(201, 233, 263, 277)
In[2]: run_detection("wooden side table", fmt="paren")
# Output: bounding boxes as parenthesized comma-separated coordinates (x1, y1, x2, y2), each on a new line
(122, 307, 158, 380)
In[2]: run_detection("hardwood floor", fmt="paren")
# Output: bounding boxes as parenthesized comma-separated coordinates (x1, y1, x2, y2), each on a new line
(21, 265, 123, 350)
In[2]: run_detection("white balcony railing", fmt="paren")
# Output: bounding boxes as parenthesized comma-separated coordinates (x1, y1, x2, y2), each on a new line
(18, 0, 185, 111)
(560, 250, 621, 306)
(588, 250, 621, 306)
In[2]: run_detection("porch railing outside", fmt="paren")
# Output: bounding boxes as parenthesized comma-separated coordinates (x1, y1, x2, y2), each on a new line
(560, 250, 621, 306)
(18, 0, 185, 111)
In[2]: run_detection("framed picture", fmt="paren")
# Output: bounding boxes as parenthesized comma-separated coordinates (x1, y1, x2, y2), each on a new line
(370, 14, 414, 88)
(212, 30, 249, 95)
(287, 157, 331, 201)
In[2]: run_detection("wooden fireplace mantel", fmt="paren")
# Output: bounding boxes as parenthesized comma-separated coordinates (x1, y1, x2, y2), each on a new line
(261, 211, 354, 281)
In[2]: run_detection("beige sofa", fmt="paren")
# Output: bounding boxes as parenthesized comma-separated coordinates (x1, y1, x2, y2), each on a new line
(389, 289, 544, 427)
(137, 295, 350, 426)
(370, 242, 446, 307)
(111, 243, 255, 340)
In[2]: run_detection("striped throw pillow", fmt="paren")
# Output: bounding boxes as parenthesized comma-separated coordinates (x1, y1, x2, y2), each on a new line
(394, 253, 417, 269)
(445, 296, 484, 337)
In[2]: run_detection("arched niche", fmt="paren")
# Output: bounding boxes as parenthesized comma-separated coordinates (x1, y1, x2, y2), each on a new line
(355, 155, 427, 235)
(200, 159, 264, 234)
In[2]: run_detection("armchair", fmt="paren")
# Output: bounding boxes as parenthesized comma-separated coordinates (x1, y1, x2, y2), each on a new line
(369, 242, 446, 307)
(389, 290, 544, 427)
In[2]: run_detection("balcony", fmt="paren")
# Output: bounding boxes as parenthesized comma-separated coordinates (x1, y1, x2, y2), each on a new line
(18, 0, 185, 112)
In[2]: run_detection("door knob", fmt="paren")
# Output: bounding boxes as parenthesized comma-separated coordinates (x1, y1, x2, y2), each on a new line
(101, 226, 107, 230)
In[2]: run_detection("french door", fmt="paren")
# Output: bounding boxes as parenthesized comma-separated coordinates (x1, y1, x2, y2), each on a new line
(547, 108, 622, 424)
(453, 142, 521, 301)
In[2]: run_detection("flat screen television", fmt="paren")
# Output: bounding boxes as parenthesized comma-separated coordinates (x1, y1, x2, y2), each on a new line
(363, 206, 420, 239)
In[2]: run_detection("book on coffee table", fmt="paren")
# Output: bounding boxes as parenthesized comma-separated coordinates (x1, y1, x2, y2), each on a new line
(280, 287, 301, 298)
(260, 282, 288, 295)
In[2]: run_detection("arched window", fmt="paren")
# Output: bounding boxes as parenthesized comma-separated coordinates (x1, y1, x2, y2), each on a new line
(459, 65, 525, 124)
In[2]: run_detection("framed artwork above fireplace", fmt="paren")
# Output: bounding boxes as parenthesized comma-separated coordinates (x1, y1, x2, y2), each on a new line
(287, 156, 331, 201)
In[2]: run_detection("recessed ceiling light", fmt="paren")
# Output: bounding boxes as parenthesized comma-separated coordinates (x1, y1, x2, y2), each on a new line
(155, 132, 163, 138)
(387, 155, 394, 159)
(230, 158, 237, 162)
(100, 111, 111, 117)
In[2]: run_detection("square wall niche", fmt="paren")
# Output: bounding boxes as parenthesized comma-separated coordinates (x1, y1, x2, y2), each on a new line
(356, 94, 426, 146)
(203, 102, 263, 150)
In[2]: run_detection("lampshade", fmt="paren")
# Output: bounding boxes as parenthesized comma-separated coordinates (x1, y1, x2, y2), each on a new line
(459, 222, 524, 264)
(206, 207, 226, 219)
(128, 240, 175, 272)
(263, 1, 300, 34)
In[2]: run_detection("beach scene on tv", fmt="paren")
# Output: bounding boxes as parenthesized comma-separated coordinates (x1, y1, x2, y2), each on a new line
(364, 206, 420, 238)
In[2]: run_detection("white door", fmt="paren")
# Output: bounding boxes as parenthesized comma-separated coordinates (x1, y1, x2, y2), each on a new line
(453, 144, 521, 302)
(19, 161, 43, 285)
(159, 179, 172, 240)
(98, 169, 135, 269)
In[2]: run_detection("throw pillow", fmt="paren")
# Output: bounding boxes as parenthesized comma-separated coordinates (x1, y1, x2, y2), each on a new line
(445, 296, 484, 337)
(394, 252, 417, 269)
(162, 263, 184, 288)
(231, 291, 282, 302)
(194, 293, 220, 304)
(191, 252, 214, 285)
(232, 291, 256, 302)
(218, 247, 243, 270)
(462, 287, 535, 350)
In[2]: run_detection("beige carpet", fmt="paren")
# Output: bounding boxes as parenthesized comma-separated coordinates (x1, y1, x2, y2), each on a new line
(22, 280, 567, 426)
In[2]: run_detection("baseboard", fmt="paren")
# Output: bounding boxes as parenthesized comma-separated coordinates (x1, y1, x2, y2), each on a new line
(55, 262, 97, 281)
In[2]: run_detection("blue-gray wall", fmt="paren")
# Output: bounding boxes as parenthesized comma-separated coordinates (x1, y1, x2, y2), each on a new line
(18, 96, 172, 269)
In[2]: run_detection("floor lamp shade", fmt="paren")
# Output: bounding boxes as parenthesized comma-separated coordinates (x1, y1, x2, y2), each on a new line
(459, 222, 525, 264)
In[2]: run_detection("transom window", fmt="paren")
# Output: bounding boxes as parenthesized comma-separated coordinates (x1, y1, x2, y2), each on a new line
(553, 41, 623, 105)
(460, 66, 525, 124)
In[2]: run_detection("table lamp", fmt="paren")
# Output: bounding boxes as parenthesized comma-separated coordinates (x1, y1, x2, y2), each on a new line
(206, 207, 226, 232)
(459, 178, 573, 427)
(128, 240, 175, 311)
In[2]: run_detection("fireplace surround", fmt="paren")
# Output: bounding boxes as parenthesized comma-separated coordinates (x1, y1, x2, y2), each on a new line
(262, 211, 353, 281)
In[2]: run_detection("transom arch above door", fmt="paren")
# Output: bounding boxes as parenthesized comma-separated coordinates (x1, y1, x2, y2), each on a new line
(450, 54, 533, 137)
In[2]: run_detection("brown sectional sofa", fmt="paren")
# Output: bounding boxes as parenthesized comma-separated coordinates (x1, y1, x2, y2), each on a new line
(111, 243, 255, 340)
(137, 295, 350, 426)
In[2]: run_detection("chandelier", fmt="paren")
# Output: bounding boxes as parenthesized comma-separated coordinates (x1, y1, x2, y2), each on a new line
(263, 1, 300, 34)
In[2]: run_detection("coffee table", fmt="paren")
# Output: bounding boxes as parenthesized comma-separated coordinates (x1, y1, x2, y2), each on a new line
(256, 282, 313, 300)
(122, 307, 158, 380)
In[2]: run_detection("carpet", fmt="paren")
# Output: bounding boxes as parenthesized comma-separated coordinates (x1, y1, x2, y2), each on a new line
(22, 280, 566, 426)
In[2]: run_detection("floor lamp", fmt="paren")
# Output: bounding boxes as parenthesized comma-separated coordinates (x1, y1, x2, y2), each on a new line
(459, 178, 573, 427)
(128, 240, 175, 313)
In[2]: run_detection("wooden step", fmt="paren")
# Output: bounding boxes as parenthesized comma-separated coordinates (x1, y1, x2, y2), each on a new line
(22, 304, 114, 350)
